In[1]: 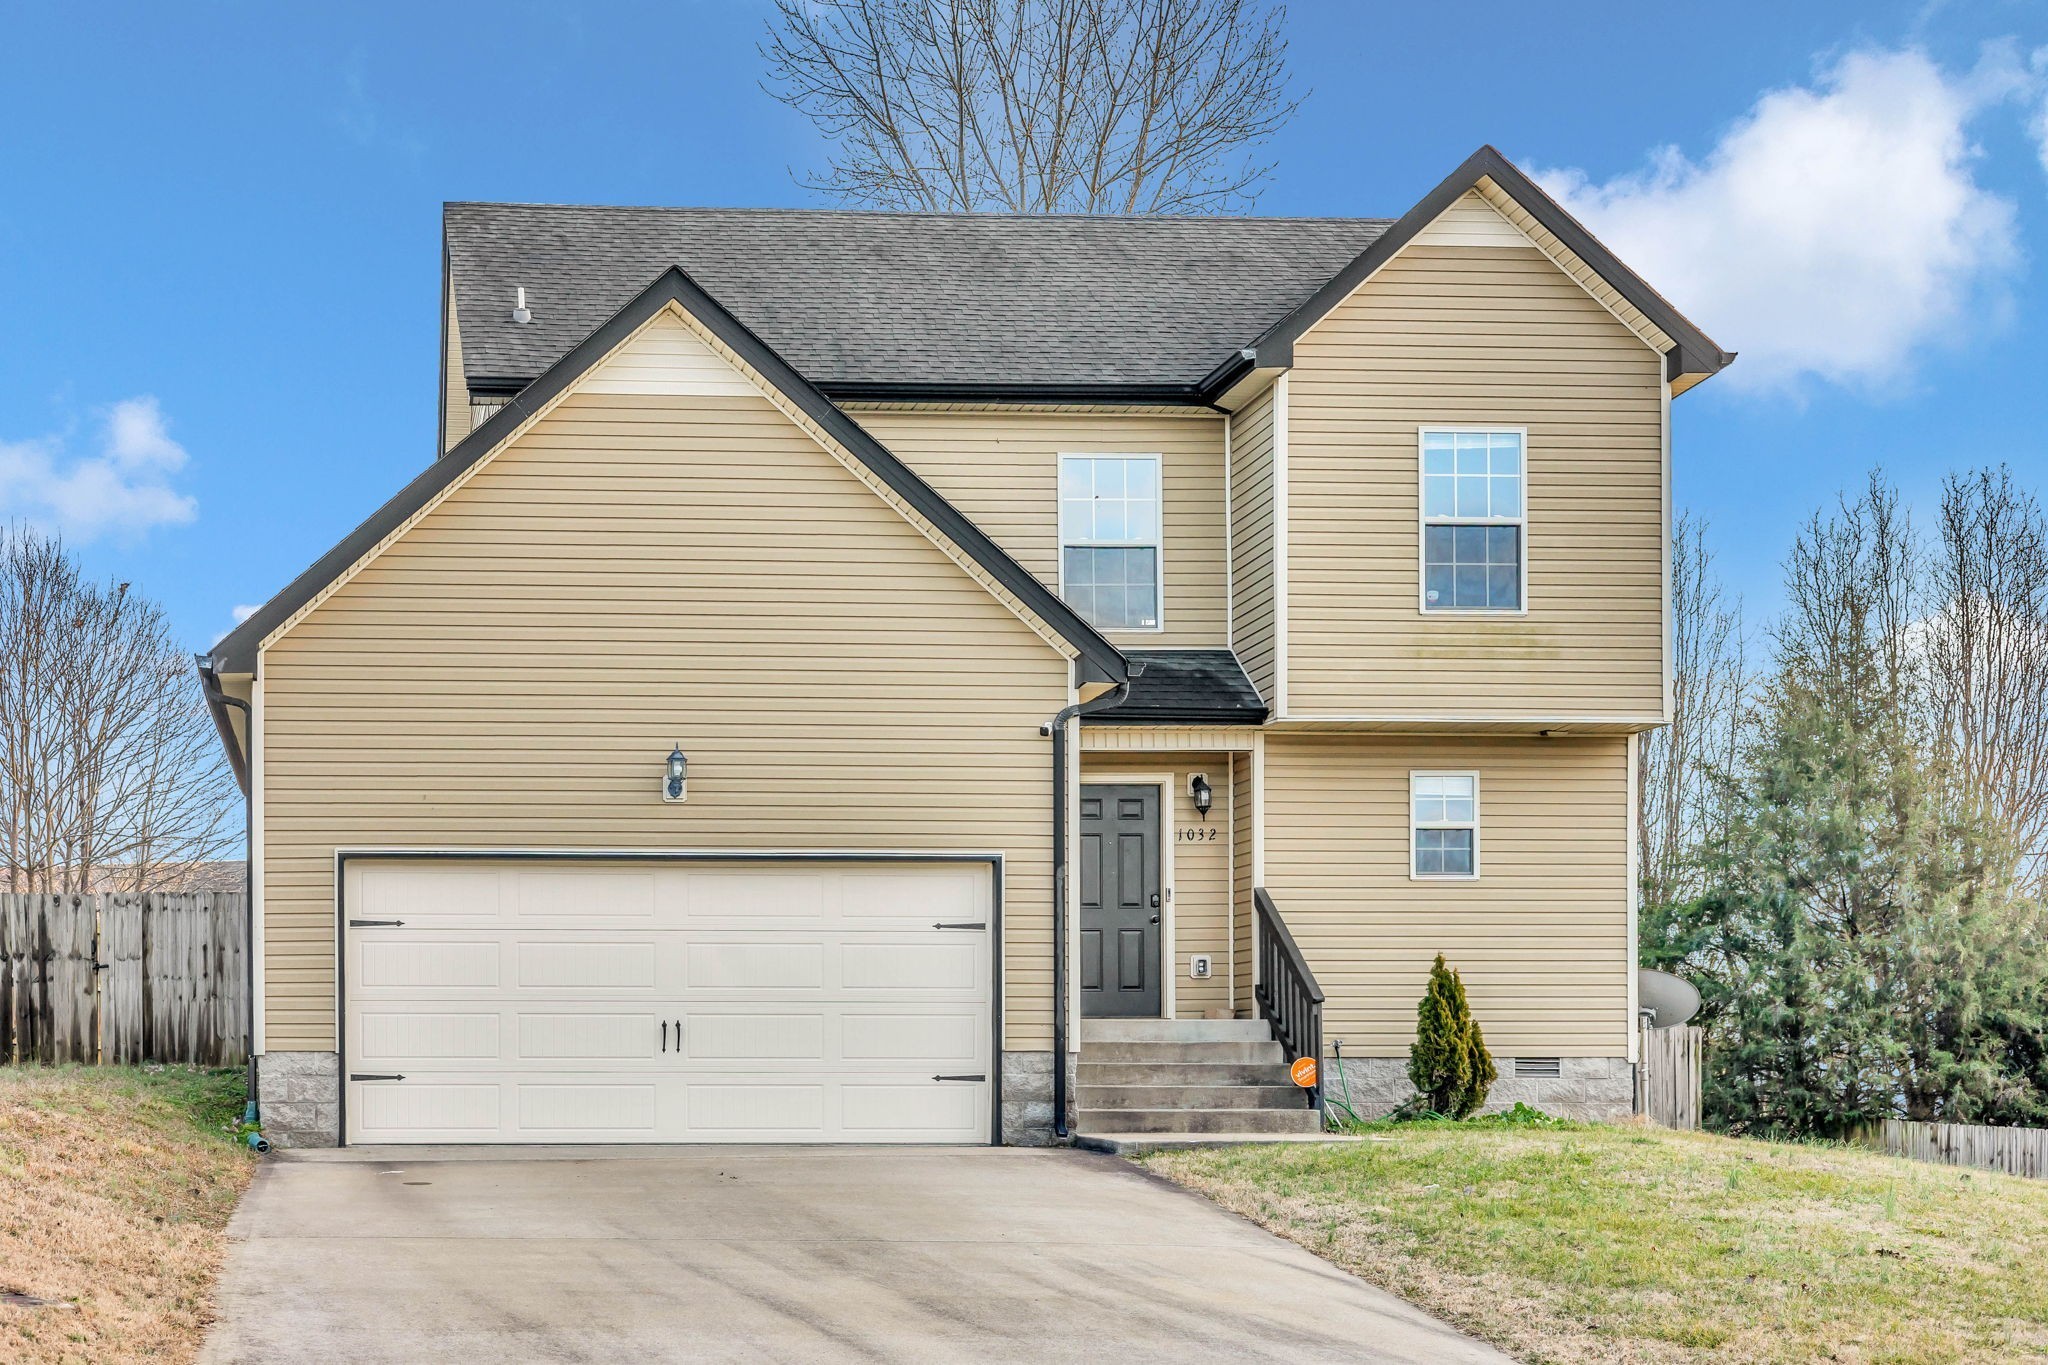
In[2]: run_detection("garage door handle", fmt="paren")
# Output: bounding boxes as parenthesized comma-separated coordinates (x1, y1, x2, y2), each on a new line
(351, 1073, 405, 1082)
(933, 921, 986, 930)
(349, 919, 404, 928)
(933, 1074, 985, 1082)
(661, 1020, 667, 1053)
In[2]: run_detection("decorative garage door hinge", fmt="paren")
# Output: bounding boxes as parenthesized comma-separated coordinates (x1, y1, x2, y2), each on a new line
(931, 921, 986, 930)
(932, 1074, 986, 1082)
(350, 1073, 405, 1082)
(348, 919, 404, 927)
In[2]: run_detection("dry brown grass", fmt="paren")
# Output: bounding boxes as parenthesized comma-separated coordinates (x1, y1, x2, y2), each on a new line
(0, 1066, 255, 1364)
(1140, 1120, 2048, 1365)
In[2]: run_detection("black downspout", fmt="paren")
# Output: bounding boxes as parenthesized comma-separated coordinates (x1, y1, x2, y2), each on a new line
(196, 657, 257, 1125)
(1042, 676, 1131, 1140)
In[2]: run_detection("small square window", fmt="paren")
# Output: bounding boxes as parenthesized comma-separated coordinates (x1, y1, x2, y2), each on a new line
(1412, 772, 1479, 878)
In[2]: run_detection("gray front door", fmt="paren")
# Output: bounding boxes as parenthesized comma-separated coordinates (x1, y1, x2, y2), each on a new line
(1079, 784, 1161, 1017)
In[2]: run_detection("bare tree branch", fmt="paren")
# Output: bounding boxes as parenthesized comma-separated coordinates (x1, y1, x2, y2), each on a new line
(0, 525, 237, 894)
(761, 0, 1301, 213)
(1639, 512, 1749, 909)
(1924, 466, 2048, 889)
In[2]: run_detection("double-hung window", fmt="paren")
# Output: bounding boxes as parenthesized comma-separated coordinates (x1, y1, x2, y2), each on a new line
(1421, 428, 1524, 612)
(1411, 772, 1480, 878)
(1060, 454, 1162, 631)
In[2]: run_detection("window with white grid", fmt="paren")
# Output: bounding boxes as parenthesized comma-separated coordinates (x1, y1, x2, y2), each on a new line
(1060, 455, 1162, 631)
(1421, 428, 1524, 612)
(1411, 772, 1480, 878)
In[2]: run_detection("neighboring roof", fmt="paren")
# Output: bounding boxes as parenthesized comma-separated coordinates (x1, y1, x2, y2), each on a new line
(1241, 146, 1734, 388)
(211, 267, 1127, 685)
(445, 204, 1391, 398)
(1089, 649, 1268, 726)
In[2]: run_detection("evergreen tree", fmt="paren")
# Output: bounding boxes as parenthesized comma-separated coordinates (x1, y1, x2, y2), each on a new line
(1409, 955, 1496, 1118)
(1655, 478, 2048, 1136)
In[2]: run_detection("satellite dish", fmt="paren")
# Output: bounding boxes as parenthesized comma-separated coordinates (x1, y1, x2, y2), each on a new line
(1637, 968, 1701, 1027)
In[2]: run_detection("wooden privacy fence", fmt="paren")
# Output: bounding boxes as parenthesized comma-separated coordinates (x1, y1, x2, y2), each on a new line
(1878, 1118, 2048, 1180)
(0, 893, 247, 1065)
(1636, 1023, 1703, 1130)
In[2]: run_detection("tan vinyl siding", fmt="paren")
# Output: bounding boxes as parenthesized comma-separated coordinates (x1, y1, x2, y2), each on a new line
(1080, 725, 1256, 752)
(1263, 734, 1631, 1055)
(1227, 384, 1278, 702)
(442, 287, 470, 453)
(1472, 180, 1676, 355)
(1285, 244, 1665, 720)
(260, 386, 1070, 1053)
(855, 409, 1228, 647)
(1081, 752, 1234, 1018)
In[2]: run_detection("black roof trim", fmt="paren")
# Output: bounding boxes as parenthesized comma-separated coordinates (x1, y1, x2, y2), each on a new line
(215, 266, 1127, 683)
(1236, 145, 1734, 385)
(822, 380, 1213, 407)
(1196, 348, 1260, 400)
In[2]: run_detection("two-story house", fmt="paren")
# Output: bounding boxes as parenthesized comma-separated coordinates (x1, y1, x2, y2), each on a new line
(200, 147, 1731, 1148)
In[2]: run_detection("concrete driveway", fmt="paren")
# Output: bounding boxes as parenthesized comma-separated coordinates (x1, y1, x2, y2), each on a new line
(202, 1146, 1509, 1364)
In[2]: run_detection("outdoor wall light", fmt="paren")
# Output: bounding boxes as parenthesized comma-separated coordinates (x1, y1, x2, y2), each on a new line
(1188, 773, 1213, 820)
(663, 744, 688, 803)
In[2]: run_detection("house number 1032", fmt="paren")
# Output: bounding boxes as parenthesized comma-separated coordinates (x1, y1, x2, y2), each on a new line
(1176, 826, 1218, 843)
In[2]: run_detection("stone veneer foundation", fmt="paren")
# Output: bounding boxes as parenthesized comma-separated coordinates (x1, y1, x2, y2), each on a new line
(255, 1051, 342, 1147)
(1321, 1054, 1635, 1122)
(1000, 1049, 1076, 1145)
(258, 1049, 1070, 1148)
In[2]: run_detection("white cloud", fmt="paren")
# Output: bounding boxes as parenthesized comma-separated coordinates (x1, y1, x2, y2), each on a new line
(0, 396, 197, 540)
(1534, 48, 2029, 394)
(2033, 57, 2048, 178)
(212, 603, 262, 646)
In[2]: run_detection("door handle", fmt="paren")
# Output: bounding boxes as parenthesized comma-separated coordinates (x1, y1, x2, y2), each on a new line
(1150, 914, 1159, 925)
(661, 1020, 667, 1053)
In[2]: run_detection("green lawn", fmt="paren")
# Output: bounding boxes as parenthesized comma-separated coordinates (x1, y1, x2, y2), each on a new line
(1138, 1120, 2048, 1364)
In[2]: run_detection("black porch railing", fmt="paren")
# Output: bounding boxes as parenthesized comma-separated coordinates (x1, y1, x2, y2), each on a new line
(1252, 887, 1324, 1112)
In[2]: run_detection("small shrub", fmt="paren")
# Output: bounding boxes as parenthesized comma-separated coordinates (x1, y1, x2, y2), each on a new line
(1489, 1101, 1560, 1128)
(1408, 954, 1498, 1119)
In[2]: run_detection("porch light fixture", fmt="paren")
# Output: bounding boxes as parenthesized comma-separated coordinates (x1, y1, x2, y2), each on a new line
(1188, 773, 1213, 821)
(663, 744, 688, 803)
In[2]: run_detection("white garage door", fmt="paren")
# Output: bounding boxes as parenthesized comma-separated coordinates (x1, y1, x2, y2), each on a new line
(340, 858, 993, 1145)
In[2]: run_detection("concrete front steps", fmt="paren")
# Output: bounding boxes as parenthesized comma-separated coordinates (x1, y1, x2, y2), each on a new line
(1076, 1017, 1322, 1138)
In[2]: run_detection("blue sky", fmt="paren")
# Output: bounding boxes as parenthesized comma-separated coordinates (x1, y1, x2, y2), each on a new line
(3, 0, 2046, 648)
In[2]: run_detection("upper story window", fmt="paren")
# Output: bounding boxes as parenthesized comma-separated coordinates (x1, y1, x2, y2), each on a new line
(1060, 454, 1161, 631)
(1420, 428, 1524, 613)
(1412, 772, 1480, 878)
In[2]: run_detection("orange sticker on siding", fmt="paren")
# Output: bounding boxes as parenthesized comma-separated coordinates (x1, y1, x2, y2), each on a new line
(1290, 1056, 1317, 1088)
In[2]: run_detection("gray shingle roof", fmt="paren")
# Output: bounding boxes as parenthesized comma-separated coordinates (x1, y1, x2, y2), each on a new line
(1091, 649, 1267, 725)
(445, 204, 1391, 392)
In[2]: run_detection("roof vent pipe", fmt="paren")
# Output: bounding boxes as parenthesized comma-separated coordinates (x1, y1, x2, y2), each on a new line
(511, 286, 532, 324)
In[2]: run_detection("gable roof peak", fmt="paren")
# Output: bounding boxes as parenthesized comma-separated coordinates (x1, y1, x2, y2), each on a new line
(218, 263, 1126, 685)
(1245, 144, 1734, 389)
